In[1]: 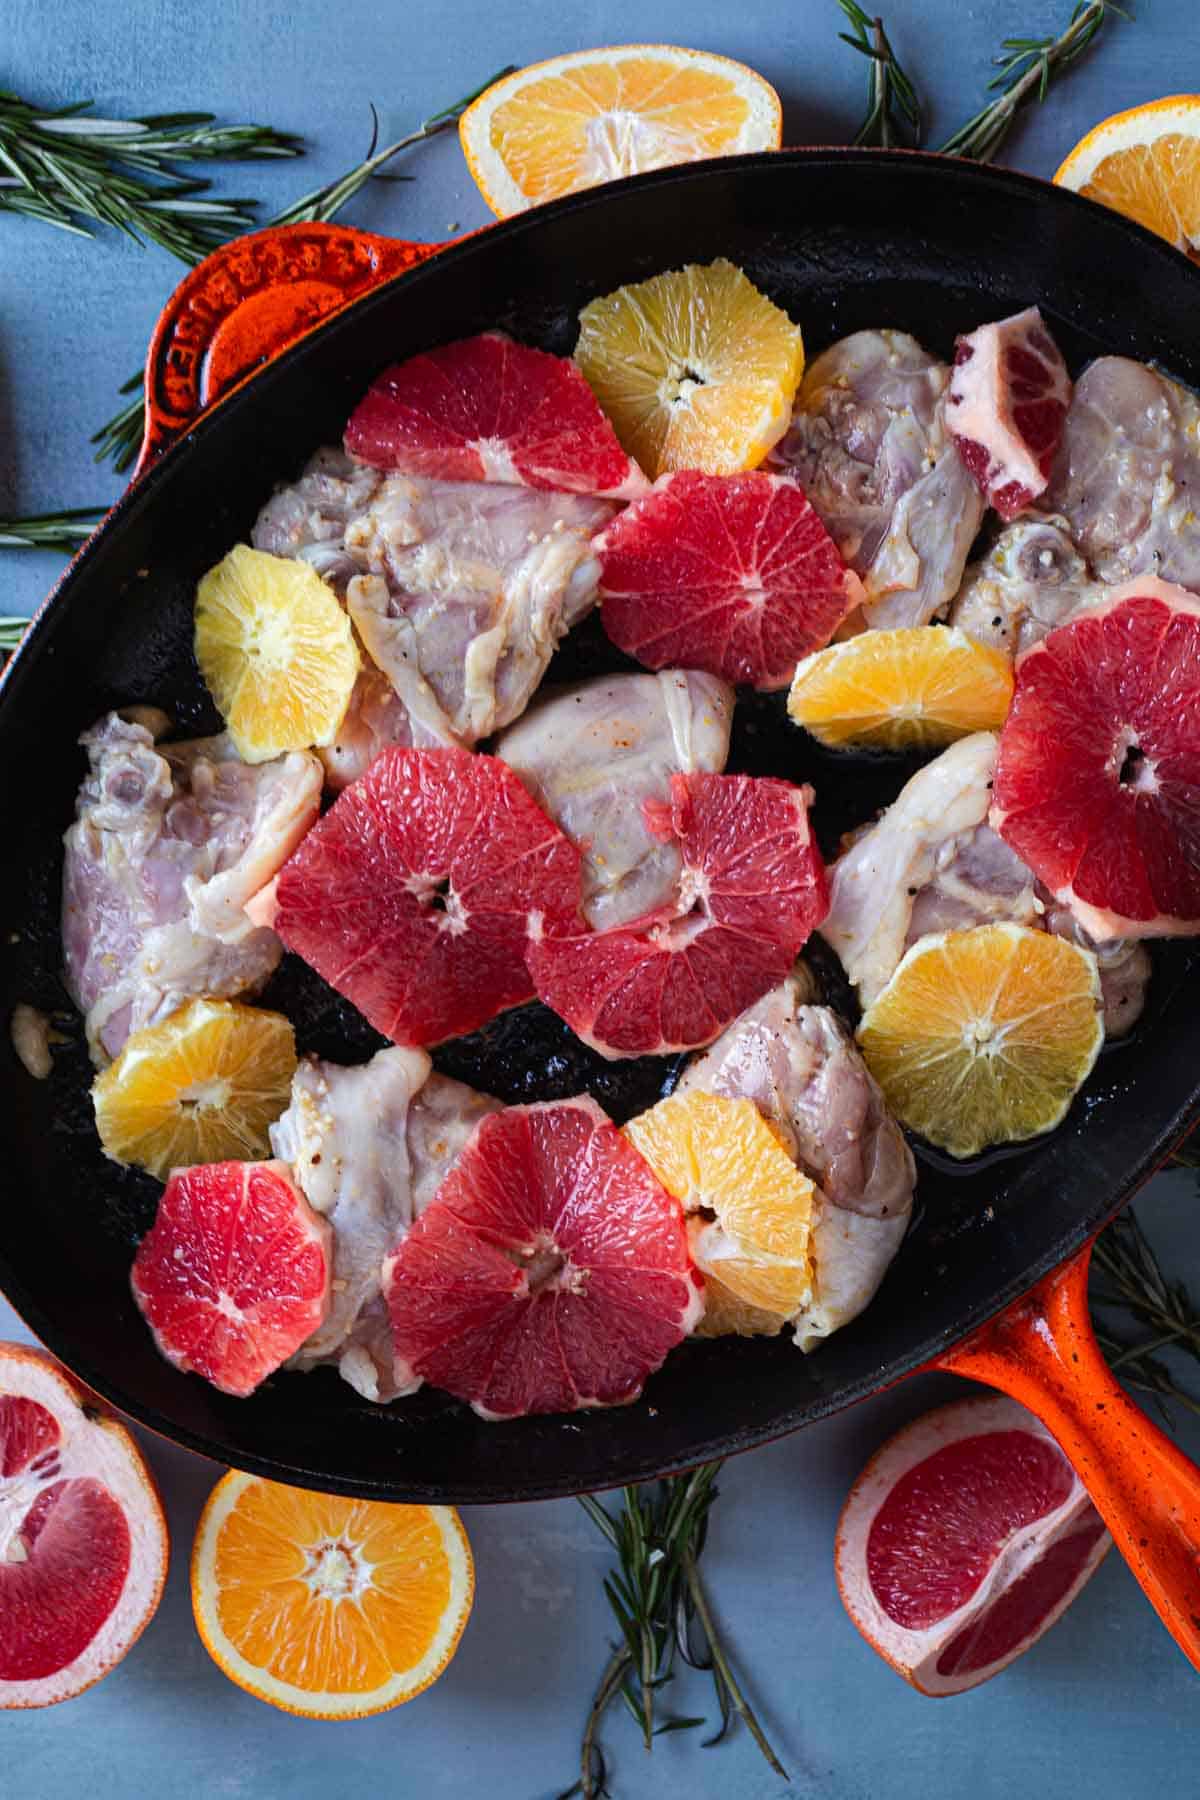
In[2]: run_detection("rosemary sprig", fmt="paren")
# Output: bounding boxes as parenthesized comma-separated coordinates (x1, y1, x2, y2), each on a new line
(837, 2, 922, 149)
(0, 616, 30, 657)
(91, 67, 515, 476)
(1091, 1208, 1200, 1425)
(561, 1464, 786, 1799)
(937, 1, 1127, 163)
(0, 91, 301, 259)
(0, 507, 104, 550)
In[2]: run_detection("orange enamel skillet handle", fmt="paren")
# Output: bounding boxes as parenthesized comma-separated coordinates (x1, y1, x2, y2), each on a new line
(933, 1240, 1200, 1671)
(134, 222, 452, 479)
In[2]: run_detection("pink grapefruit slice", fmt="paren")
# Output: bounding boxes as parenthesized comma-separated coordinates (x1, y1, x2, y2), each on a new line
(526, 770, 829, 1057)
(344, 331, 647, 499)
(0, 1342, 168, 1708)
(596, 469, 861, 689)
(130, 1160, 332, 1398)
(991, 578, 1200, 938)
(271, 746, 583, 1046)
(836, 1395, 1111, 1696)
(382, 1097, 702, 1418)
(946, 307, 1071, 521)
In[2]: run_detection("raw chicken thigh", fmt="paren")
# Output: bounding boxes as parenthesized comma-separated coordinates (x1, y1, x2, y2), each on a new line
(769, 329, 985, 628)
(679, 969, 916, 1349)
(270, 1045, 501, 1402)
(1041, 357, 1200, 589)
(495, 670, 734, 931)
(948, 516, 1102, 659)
(62, 714, 320, 1060)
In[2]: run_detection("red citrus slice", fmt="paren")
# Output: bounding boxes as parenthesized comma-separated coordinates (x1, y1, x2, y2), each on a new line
(596, 470, 861, 689)
(271, 747, 582, 1046)
(382, 1097, 702, 1418)
(130, 1160, 332, 1398)
(526, 771, 829, 1057)
(836, 1395, 1110, 1695)
(946, 307, 1071, 521)
(0, 1342, 168, 1708)
(991, 578, 1200, 938)
(344, 331, 647, 499)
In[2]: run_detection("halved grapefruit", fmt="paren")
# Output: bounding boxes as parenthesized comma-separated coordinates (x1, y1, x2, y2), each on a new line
(344, 331, 647, 499)
(271, 747, 583, 1046)
(130, 1160, 332, 1398)
(991, 578, 1200, 938)
(836, 1395, 1111, 1695)
(946, 307, 1071, 521)
(526, 771, 829, 1058)
(596, 470, 860, 689)
(0, 1342, 168, 1708)
(383, 1097, 702, 1418)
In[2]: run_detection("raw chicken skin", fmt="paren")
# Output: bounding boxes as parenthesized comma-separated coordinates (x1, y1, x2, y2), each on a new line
(495, 670, 734, 931)
(270, 1047, 501, 1401)
(768, 329, 985, 627)
(62, 715, 320, 1060)
(679, 971, 916, 1349)
(1041, 357, 1200, 589)
(948, 516, 1102, 659)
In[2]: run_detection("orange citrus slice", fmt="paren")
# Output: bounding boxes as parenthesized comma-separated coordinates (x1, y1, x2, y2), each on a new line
(576, 258, 804, 479)
(856, 923, 1104, 1160)
(460, 45, 782, 218)
(92, 998, 297, 1178)
(191, 1471, 473, 1719)
(1054, 95, 1200, 257)
(625, 1089, 814, 1321)
(787, 625, 1014, 751)
(195, 544, 359, 764)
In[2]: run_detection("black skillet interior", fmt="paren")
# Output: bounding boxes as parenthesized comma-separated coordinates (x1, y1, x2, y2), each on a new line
(3, 150, 1200, 1503)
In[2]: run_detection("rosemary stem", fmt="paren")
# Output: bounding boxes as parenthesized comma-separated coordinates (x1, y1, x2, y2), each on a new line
(681, 1548, 788, 1780)
(1105, 1327, 1196, 1369)
(582, 1648, 630, 1799)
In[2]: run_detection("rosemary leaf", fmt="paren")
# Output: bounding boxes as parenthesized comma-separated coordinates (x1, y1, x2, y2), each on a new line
(1091, 1207, 1200, 1423)
(0, 507, 104, 550)
(836, 1, 922, 149)
(0, 615, 31, 657)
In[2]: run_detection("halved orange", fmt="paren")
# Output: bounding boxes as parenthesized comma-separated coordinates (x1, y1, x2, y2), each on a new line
(576, 258, 804, 479)
(191, 1471, 474, 1719)
(460, 45, 782, 218)
(1054, 96, 1200, 258)
(787, 625, 1014, 750)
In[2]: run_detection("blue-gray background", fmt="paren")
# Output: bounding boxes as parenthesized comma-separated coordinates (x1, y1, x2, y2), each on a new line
(4, 2, 1199, 1795)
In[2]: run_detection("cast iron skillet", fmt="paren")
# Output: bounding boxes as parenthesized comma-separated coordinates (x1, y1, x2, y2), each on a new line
(4, 153, 1200, 1646)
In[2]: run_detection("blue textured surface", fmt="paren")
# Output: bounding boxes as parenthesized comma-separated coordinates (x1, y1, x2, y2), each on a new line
(4, 2, 1200, 1794)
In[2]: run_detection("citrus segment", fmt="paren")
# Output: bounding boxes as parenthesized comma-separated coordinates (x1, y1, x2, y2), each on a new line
(855, 923, 1104, 1159)
(597, 470, 858, 689)
(625, 1091, 814, 1320)
(383, 1098, 701, 1418)
(195, 544, 359, 764)
(460, 46, 782, 217)
(191, 1470, 473, 1718)
(946, 307, 1071, 520)
(788, 626, 1014, 750)
(575, 259, 804, 478)
(1054, 95, 1200, 256)
(92, 998, 297, 1179)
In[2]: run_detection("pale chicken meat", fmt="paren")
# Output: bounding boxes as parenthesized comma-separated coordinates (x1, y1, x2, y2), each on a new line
(495, 670, 734, 931)
(679, 970, 916, 1350)
(948, 516, 1102, 659)
(62, 714, 321, 1061)
(768, 329, 985, 628)
(270, 1047, 501, 1402)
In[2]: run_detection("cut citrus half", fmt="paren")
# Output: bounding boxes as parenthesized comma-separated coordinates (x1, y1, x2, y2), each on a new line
(527, 771, 829, 1058)
(192, 1470, 473, 1718)
(92, 998, 297, 1179)
(195, 544, 359, 764)
(836, 1395, 1111, 1695)
(131, 1160, 331, 1397)
(344, 332, 646, 498)
(270, 746, 582, 1046)
(1054, 95, 1200, 258)
(788, 625, 1013, 750)
(460, 46, 782, 218)
(575, 258, 804, 479)
(991, 579, 1200, 939)
(946, 307, 1071, 520)
(855, 923, 1104, 1159)
(383, 1097, 702, 1418)
(625, 1091, 814, 1320)
(0, 1342, 168, 1709)
(597, 470, 859, 689)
